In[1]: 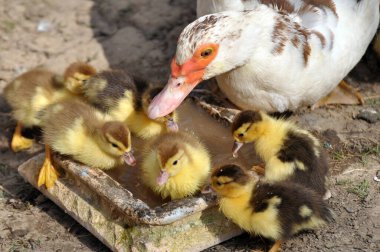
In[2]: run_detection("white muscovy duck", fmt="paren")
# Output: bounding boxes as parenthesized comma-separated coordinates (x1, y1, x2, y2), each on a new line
(148, 0, 379, 118)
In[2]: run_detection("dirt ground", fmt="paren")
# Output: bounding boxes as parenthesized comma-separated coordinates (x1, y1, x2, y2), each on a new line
(0, 0, 379, 251)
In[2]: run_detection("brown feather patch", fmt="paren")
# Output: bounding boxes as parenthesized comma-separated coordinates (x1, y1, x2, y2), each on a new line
(158, 143, 181, 167)
(272, 17, 289, 55)
(64, 62, 96, 80)
(102, 121, 130, 148)
(148, 131, 202, 166)
(311, 31, 326, 48)
(272, 14, 312, 65)
(260, 0, 295, 13)
(302, 0, 337, 17)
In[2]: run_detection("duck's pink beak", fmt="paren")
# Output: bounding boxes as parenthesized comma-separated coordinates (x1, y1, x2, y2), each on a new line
(148, 76, 196, 119)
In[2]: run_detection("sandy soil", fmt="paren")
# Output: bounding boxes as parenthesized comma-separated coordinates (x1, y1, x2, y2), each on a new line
(0, 0, 379, 251)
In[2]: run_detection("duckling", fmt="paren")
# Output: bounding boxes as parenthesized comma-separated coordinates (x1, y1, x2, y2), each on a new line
(231, 110, 328, 196)
(3, 62, 96, 152)
(38, 99, 136, 189)
(211, 164, 333, 252)
(127, 86, 179, 138)
(81, 70, 179, 139)
(141, 131, 210, 199)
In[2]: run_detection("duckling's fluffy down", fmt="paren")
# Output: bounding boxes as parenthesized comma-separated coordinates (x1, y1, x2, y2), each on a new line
(141, 131, 211, 199)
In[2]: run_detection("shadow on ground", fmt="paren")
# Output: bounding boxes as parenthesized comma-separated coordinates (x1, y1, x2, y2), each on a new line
(89, 0, 196, 83)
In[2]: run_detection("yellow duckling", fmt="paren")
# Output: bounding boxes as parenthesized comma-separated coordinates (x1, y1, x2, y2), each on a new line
(38, 99, 136, 189)
(3, 62, 96, 152)
(81, 70, 179, 139)
(231, 110, 328, 196)
(127, 86, 179, 138)
(211, 164, 333, 252)
(141, 131, 210, 200)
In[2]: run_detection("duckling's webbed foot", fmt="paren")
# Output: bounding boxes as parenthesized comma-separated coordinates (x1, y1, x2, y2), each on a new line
(251, 165, 265, 176)
(312, 80, 364, 109)
(11, 122, 33, 152)
(38, 145, 60, 189)
(268, 240, 282, 252)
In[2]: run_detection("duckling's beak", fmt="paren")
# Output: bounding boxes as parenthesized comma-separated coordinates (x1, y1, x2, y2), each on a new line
(123, 151, 136, 166)
(156, 170, 170, 185)
(165, 118, 179, 132)
(232, 142, 244, 158)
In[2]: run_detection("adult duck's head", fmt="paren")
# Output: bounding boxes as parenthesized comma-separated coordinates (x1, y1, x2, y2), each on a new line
(148, 11, 260, 118)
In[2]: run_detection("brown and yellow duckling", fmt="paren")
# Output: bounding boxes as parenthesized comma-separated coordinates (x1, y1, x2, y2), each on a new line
(231, 110, 328, 197)
(211, 164, 333, 252)
(3, 62, 96, 152)
(38, 99, 135, 189)
(81, 69, 179, 139)
(141, 131, 210, 200)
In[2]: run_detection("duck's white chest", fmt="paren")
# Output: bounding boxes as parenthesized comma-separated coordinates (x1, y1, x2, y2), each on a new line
(216, 65, 300, 112)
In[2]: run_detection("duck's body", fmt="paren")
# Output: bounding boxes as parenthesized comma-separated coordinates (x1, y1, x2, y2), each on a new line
(212, 164, 332, 252)
(213, 0, 378, 111)
(41, 99, 135, 170)
(141, 131, 211, 200)
(82, 70, 178, 139)
(232, 110, 328, 196)
(148, 0, 379, 118)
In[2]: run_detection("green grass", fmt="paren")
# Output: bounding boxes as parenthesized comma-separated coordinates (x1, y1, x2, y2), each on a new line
(359, 145, 380, 165)
(365, 97, 380, 106)
(332, 150, 347, 161)
(348, 180, 369, 200)
(335, 179, 352, 186)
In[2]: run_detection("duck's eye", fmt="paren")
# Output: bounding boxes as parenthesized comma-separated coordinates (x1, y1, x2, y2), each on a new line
(111, 143, 118, 148)
(173, 160, 178, 165)
(201, 48, 213, 58)
(238, 133, 244, 138)
(216, 181, 222, 186)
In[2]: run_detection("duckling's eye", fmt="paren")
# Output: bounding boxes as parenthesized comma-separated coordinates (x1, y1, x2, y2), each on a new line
(238, 133, 244, 138)
(201, 48, 213, 58)
(111, 143, 118, 148)
(173, 160, 178, 165)
(216, 181, 222, 186)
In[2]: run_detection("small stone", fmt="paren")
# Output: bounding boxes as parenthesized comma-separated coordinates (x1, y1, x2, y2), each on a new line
(343, 205, 355, 213)
(36, 20, 53, 32)
(7, 198, 16, 204)
(12, 228, 28, 237)
(324, 241, 336, 249)
(356, 108, 380, 123)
